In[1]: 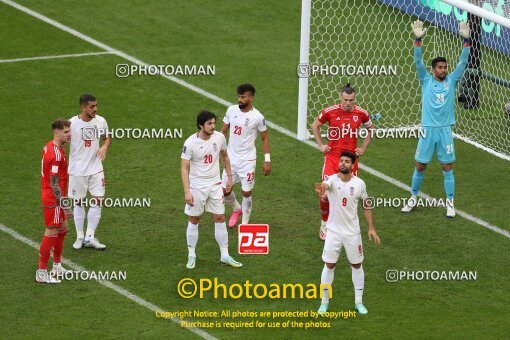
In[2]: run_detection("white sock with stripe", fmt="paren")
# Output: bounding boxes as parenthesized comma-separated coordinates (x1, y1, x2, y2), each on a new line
(352, 265, 365, 304)
(225, 191, 241, 211)
(186, 222, 199, 257)
(321, 264, 335, 304)
(73, 205, 85, 239)
(215, 222, 229, 258)
(241, 196, 252, 224)
(85, 206, 102, 240)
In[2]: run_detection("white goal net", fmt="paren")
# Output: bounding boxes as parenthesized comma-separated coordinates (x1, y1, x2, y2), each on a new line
(297, 0, 510, 160)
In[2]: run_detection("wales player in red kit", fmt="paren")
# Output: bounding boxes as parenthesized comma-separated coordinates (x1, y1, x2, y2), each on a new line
(312, 84, 374, 240)
(37, 119, 73, 284)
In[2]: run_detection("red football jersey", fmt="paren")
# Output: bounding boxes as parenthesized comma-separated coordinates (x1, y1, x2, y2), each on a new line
(318, 104, 373, 156)
(41, 141, 68, 206)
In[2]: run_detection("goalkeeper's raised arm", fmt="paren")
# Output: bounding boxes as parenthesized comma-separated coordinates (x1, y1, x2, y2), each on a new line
(411, 20, 428, 81)
(451, 21, 471, 81)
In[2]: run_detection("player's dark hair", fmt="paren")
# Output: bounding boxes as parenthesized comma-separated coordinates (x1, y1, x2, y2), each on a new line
(79, 93, 96, 106)
(52, 118, 71, 130)
(340, 150, 357, 164)
(431, 57, 447, 68)
(196, 110, 216, 129)
(237, 83, 256, 96)
(341, 83, 355, 95)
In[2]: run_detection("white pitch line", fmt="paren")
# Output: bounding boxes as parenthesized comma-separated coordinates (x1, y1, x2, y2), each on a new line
(1, 0, 508, 239)
(0, 51, 114, 63)
(0, 223, 217, 340)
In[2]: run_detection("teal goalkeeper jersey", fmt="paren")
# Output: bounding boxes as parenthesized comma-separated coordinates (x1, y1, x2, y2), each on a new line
(414, 46, 469, 127)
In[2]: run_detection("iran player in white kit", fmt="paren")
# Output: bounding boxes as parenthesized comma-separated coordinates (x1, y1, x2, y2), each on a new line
(181, 111, 243, 269)
(315, 151, 381, 316)
(220, 84, 271, 227)
(68, 94, 111, 250)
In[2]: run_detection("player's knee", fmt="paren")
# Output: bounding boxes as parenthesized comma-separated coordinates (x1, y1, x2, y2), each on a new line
(213, 214, 226, 223)
(441, 163, 453, 172)
(242, 191, 252, 198)
(325, 263, 336, 269)
(189, 216, 200, 224)
(351, 263, 362, 269)
(415, 162, 427, 172)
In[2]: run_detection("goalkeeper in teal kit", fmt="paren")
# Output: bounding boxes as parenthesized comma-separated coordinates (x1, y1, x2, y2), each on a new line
(402, 20, 471, 218)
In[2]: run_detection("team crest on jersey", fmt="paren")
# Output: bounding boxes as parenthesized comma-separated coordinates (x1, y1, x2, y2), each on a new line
(353, 116, 358, 122)
(350, 187, 354, 195)
(213, 143, 217, 151)
(444, 82, 449, 89)
(244, 118, 250, 127)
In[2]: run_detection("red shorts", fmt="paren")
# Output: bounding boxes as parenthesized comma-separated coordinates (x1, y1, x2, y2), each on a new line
(43, 206, 66, 227)
(321, 154, 358, 180)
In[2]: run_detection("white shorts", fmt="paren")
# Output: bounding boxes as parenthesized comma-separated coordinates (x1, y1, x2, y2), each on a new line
(184, 184, 225, 216)
(222, 160, 256, 192)
(322, 230, 364, 265)
(68, 172, 106, 198)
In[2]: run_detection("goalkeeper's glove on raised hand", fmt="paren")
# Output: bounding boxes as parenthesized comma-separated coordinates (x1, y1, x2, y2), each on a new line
(411, 20, 427, 39)
(459, 21, 470, 39)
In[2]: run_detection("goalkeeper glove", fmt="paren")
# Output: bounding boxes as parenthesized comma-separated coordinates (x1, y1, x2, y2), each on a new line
(411, 20, 427, 38)
(459, 21, 470, 39)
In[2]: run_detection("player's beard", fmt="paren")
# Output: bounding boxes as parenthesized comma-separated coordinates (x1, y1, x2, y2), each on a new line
(238, 102, 247, 110)
(339, 167, 351, 174)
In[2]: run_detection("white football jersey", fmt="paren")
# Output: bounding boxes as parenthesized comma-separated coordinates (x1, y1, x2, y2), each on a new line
(324, 175, 368, 235)
(181, 131, 227, 189)
(223, 105, 267, 161)
(68, 114, 108, 176)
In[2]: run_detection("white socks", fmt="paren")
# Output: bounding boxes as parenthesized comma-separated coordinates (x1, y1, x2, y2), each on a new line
(186, 222, 199, 257)
(85, 206, 102, 240)
(225, 191, 241, 211)
(321, 264, 335, 303)
(215, 222, 229, 258)
(241, 196, 252, 224)
(352, 265, 365, 304)
(74, 205, 86, 239)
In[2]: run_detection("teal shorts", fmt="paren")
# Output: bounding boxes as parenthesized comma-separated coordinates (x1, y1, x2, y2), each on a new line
(415, 126, 455, 164)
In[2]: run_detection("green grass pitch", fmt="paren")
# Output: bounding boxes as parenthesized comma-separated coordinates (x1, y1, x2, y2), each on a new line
(0, 0, 509, 339)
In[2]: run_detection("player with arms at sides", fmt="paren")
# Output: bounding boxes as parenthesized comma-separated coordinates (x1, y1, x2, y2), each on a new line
(37, 119, 73, 284)
(221, 83, 271, 228)
(69, 94, 111, 249)
(401, 20, 471, 218)
(312, 84, 374, 240)
(315, 151, 381, 315)
(181, 111, 243, 269)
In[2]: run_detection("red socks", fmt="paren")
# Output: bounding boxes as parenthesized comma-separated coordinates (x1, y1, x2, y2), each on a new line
(38, 235, 58, 270)
(320, 198, 329, 222)
(53, 230, 68, 263)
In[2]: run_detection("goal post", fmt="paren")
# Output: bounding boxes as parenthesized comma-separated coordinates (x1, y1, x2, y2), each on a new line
(297, 0, 510, 161)
(297, 0, 312, 140)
